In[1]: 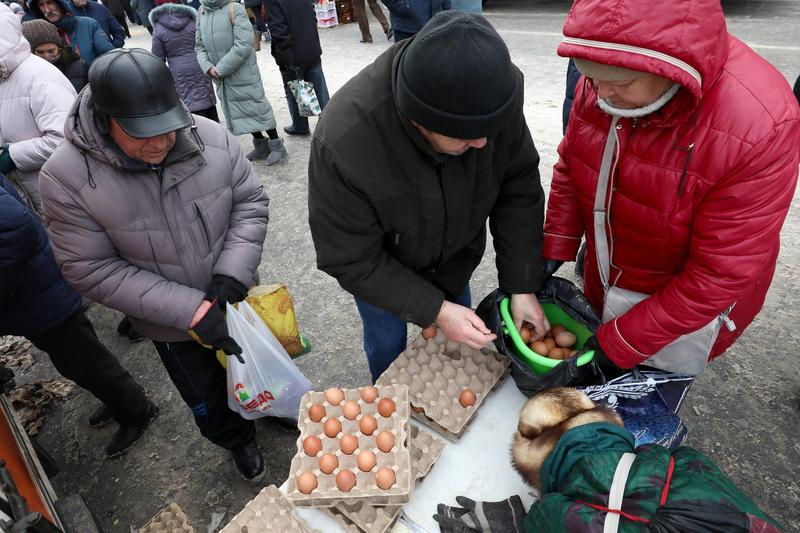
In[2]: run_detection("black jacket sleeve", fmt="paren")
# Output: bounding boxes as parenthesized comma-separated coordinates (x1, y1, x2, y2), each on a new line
(264, 0, 294, 67)
(308, 139, 445, 327)
(489, 86, 545, 295)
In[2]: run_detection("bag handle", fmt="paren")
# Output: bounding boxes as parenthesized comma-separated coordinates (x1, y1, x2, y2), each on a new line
(593, 116, 621, 293)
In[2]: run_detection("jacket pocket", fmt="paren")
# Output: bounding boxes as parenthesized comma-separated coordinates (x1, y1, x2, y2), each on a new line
(194, 201, 212, 250)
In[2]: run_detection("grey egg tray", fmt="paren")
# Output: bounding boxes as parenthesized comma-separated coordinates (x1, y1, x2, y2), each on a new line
(220, 485, 318, 533)
(286, 385, 412, 508)
(325, 425, 446, 533)
(377, 330, 510, 441)
(139, 503, 194, 533)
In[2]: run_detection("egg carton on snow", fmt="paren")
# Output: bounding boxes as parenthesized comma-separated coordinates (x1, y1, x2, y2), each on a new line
(287, 385, 412, 507)
(377, 330, 510, 441)
(326, 425, 446, 533)
(139, 503, 194, 533)
(220, 485, 318, 533)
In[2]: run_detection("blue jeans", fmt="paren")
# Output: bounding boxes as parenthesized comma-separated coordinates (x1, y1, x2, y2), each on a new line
(355, 285, 471, 382)
(281, 62, 330, 133)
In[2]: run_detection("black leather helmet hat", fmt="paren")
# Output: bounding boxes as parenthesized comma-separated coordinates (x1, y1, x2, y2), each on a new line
(88, 48, 191, 138)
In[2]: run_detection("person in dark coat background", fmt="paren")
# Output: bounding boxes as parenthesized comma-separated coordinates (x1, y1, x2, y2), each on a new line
(130, 0, 153, 32)
(150, 0, 218, 121)
(380, 0, 450, 42)
(68, 0, 126, 47)
(22, 19, 89, 92)
(265, 0, 329, 135)
(0, 172, 158, 458)
(100, 0, 132, 37)
(30, 0, 115, 64)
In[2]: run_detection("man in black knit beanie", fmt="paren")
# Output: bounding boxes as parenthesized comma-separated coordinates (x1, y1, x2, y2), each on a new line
(309, 11, 548, 381)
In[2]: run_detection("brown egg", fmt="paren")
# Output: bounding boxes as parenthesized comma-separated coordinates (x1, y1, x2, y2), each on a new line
(303, 436, 322, 457)
(543, 338, 556, 351)
(550, 325, 566, 338)
(318, 453, 338, 474)
(548, 348, 566, 360)
(459, 388, 476, 407)
(375, 467, 396, 490)
(342, 400, 361, 420)
(421, 325, 438, 339)
(555, 331, 577, 348)
(377, 398, 396, 417)
(297, 472, 317, 494)
(359, 415, 378, 436)
(324, 418, 342, 438)
(308, 403, 325, 423)
(519, 326, 532, 344)
(324, 387, 345, 406)
(340, 434, 358, 455)
(411, 405, 425, 414)
(530, 340, 549, 356)
(303, 435, 322, 457)
(360, 386, 379, 403)
(336, 469, 357, 492)
(357, 450, 377, 472)
(375, 431, 395, 453)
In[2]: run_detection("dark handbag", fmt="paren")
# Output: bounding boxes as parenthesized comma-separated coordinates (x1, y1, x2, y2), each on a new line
(475, 276, 606, 397)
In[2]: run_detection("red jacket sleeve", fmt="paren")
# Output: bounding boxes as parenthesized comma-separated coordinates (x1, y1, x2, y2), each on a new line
(599, 119, 800, 367)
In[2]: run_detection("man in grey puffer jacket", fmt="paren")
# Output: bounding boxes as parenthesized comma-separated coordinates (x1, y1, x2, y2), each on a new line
(39, 49, 270, 481)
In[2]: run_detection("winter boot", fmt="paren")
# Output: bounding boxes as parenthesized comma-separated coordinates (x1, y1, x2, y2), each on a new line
(265, 137, 288, 166)
(88, 404, 113, 428)
(246, 137, 271, 161)
(232, 442, 266, 481)
(105, 402, 159, 458)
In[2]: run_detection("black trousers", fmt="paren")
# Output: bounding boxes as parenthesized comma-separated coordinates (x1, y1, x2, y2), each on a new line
(194, 105, 220, 123)
(153, 340, 254, 450)
(27, 310, 150, 425)
(114, 14, 131, 37)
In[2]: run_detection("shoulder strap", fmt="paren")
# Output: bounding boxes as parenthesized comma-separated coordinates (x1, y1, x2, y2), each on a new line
(593, 115, 621, 292)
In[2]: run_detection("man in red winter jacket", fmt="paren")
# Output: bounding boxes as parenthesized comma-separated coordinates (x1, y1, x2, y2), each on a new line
(544, 0, 800, 374)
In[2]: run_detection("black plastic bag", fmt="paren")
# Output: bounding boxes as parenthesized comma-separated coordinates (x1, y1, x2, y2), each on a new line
(475, 276, 606, 397)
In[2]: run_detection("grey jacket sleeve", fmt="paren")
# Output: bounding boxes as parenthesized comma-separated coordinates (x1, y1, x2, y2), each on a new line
(39, 170, 205, 331)
(308, 139, 445, 327)
(212, 129, 269, 286)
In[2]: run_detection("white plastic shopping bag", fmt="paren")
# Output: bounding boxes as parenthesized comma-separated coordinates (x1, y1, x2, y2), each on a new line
(225, 301, 312, 420)
(287, 79, 322, 117)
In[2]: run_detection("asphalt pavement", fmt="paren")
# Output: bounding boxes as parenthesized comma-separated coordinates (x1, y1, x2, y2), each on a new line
(16, 1, 800, 531)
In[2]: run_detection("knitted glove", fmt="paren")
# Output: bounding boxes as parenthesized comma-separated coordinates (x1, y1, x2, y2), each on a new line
(433, 496, 526, 533)
(188, 304, 243, 362)
(206, 274, 249, 309)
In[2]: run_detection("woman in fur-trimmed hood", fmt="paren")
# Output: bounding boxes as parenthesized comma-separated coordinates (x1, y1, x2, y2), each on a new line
(150, 1, 217, 120)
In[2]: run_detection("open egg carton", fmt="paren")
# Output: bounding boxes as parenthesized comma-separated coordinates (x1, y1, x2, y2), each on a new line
(326, 425, 446, 533)
(377, 328, 510, 441)
(220, 485, 317, 533)
(286, 384, 412, 508)
(140, 503, 194, 533)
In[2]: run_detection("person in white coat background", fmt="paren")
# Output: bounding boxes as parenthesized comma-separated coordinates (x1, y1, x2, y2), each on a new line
(0, 2, 77, 212)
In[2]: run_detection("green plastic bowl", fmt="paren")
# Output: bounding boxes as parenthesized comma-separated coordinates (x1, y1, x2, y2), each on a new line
(499, 297, 594, 375)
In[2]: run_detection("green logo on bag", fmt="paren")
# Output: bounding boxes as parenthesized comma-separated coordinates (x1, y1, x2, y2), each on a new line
(234, 383, 250, 402)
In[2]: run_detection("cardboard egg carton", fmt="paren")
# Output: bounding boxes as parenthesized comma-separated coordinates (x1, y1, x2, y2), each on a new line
(286, 385, 412, 507)
(220, 485, 317, 533)
(326, 425, 446, 533)
(139, 503, 194, 533)
(377, 330, 510, 441)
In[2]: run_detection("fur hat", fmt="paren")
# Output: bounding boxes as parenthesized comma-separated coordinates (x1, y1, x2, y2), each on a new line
(21, 19, 61, 50)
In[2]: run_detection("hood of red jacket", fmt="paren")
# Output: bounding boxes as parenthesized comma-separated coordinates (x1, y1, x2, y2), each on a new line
(557, 0, 728, 106)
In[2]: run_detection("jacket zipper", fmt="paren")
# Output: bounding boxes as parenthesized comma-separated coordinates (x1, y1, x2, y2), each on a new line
(719, 303, 737, 332)
(433, 163, 448, 271)
(561, 36, 702, 87)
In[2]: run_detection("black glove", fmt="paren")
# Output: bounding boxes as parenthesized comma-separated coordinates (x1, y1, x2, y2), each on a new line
(206, 274, 249, 309)
(188, 304, 244, 362)
(541, 259, 564, 285)
(584, 335, 627, 379)
(0, 144, 16, 174)
(281, 62, 303, 81)
(433, 496, 526, 533)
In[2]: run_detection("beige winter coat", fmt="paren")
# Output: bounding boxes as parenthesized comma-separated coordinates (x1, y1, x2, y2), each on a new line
(39, 87, 269, 341)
